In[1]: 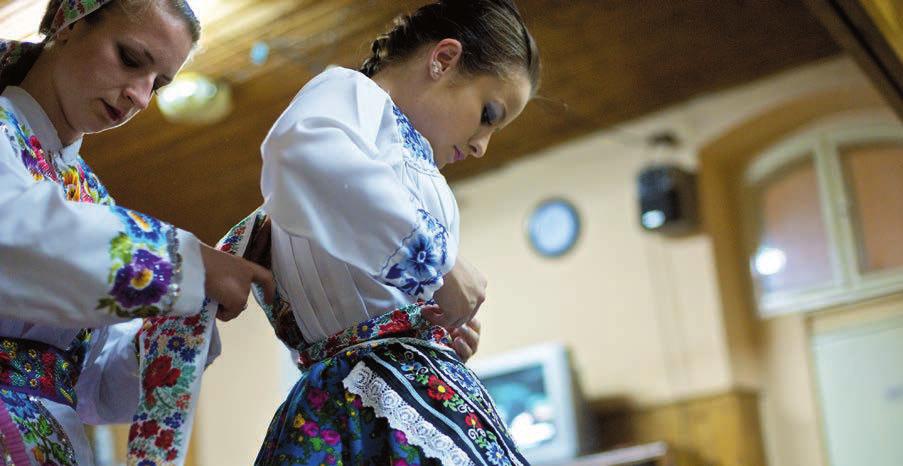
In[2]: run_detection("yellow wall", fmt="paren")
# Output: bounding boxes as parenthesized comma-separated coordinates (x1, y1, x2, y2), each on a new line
(456, 57, 875, 402)
(192, 57, 888, 465)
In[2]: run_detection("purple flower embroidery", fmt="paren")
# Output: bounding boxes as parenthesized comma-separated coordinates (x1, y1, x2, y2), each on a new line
(110, 250, 173, 307)
(306, 387, 329, 410)
(321, 429, 340, 446)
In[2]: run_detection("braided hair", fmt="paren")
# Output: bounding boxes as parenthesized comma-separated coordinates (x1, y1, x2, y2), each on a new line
(360, 0, 541, 94)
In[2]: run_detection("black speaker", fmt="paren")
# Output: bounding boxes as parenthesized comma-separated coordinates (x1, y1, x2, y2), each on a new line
(637, 164, 698, 235)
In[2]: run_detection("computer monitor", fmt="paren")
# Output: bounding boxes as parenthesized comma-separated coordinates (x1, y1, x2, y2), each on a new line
(469, 342, 598, 465)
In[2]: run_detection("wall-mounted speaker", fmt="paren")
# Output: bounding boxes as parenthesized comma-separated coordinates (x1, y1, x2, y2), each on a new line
(637, 164, 698, 235)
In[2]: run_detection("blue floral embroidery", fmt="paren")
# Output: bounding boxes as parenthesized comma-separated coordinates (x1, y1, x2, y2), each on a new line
(486, 441, 512, 466)
(382, 210, 449, 298)
(114, 207, 166, 247)
(392, 105, 435, 166)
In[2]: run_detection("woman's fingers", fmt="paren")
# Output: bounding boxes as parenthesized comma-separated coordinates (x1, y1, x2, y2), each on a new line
(450, 318, 481, 361)
(249, 261, 276, 305)
(422, 304, 451, 327)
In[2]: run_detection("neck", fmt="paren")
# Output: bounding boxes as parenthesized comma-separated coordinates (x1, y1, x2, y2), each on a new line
(371, 62, 427, 112)
(18, 48, 81, 146)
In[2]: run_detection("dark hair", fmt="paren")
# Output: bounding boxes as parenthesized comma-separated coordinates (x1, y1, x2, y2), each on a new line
(360, 0, 541, 94)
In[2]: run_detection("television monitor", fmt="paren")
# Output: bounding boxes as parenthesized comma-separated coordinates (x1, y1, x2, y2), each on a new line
(469, 342, 599, 464)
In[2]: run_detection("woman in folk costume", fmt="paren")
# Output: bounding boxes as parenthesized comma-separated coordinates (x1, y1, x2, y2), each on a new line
(0, 0, 275, 464)
(220, 0, 541, 463)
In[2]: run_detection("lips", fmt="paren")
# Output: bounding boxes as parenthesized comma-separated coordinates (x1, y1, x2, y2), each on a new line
(453, 146, 464, 162)
(103, 101, 124, 123)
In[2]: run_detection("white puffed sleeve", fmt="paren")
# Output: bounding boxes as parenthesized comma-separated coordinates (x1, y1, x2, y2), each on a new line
(261, 69, 455, 300)
(0, 124, 206, 328)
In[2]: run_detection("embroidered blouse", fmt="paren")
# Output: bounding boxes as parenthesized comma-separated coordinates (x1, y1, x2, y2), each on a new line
(261, 67, 460, 342)
(0, 85, 209, 425)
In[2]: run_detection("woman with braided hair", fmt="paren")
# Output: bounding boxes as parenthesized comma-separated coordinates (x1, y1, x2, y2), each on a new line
(0, 1, 274, 464)
(229, 0, 541, 464)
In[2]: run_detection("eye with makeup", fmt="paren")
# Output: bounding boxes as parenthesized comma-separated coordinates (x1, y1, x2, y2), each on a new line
(481, 104, 499, 126)
(117, 43, 166, 94)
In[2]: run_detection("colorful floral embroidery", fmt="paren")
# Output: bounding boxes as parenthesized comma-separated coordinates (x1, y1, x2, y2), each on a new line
(0, 332, 90, 408)
(382, 209, 450, 298)
(128, 311, 211, 466)
(217, 219, 247, 255)
(2, 91, 204, 466)
(258, 305, 526, 466)
(1, 106, 181, 319)
(0, 389, 76, 466)
(96, 207, 182, 318)
(297, 304, 447, 367)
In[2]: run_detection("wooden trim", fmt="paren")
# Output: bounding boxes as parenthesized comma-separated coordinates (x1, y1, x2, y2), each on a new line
(592, 390, 767, 466)
(803, 0, 903, 119)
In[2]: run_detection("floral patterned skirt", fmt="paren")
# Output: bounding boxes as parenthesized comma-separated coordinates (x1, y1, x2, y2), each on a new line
(255, 306, 528, 466)
(0, 333, 93, 466)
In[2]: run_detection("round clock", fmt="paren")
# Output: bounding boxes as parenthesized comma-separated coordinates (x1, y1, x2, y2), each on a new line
(526, 198, 580, 257)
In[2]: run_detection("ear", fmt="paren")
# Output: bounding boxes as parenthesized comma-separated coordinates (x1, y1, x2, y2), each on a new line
(53, 24, 75, 45)
(427, 38, 463, 79)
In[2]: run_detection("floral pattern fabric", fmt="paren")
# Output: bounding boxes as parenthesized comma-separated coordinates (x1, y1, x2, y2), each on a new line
(0, 106, 184, 320)
(98, 207, 184, 319)
(393, 105, 435, 168)
(382, 209, 450, 299)
(255, 305, 528, 466)
(0, 331, 91, 409)
(0, 94, 205, 466)
(128, 310, 213, 466)
(0, 389, 76, 466)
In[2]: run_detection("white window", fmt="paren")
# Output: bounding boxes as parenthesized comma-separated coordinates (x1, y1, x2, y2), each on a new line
(745, 120, 903, 317)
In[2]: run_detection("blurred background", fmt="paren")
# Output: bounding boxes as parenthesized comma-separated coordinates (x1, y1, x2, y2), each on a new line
(2, 0, 903, 465)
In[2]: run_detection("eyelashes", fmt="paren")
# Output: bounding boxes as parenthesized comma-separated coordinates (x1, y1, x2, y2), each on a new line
(118, 45, 139, 68)
(481, 105, 497, 125)
(118, 44, 164, 93)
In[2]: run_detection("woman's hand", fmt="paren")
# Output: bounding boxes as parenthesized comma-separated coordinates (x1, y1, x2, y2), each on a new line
(199, 243, 275, 321)
(427, 256, 486, 330)
(450, 318, 481, 362)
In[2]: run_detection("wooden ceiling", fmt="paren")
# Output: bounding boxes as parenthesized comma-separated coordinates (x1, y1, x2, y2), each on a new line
(805, 0, 903, 119)
(0, 0, 841, 243)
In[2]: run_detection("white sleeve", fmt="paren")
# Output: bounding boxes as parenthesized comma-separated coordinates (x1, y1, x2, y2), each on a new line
(74, 320, 141, 424)
(261, 72, 455, 299)
(0, 129, 205, 328)
(75, 319, 221, 425)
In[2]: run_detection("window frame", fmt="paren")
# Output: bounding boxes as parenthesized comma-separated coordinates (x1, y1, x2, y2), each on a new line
(744, 119, 903, 317)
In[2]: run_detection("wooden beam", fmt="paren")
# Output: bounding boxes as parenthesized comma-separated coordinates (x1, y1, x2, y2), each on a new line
(803, 0, 903, 120)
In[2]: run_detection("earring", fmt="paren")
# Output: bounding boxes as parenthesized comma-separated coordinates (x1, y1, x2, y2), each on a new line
(431, 61, 441, 78)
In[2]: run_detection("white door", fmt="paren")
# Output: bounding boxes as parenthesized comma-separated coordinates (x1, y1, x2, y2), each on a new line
(812, 314, 903, 466)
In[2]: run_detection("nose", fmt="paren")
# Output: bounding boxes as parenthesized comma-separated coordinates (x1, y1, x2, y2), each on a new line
(123, 76, 155, 112)
(468, 132, 492, 159)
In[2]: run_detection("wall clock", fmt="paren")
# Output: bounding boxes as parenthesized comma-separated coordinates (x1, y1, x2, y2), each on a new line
(526, 199, 580, 257)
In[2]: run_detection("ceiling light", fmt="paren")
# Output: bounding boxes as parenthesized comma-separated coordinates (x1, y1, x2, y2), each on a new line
(156, 72, 232, 125)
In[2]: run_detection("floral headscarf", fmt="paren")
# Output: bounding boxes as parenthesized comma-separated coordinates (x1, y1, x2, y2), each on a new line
(0, 0, 114, 76)
(0, 0, 197, 90)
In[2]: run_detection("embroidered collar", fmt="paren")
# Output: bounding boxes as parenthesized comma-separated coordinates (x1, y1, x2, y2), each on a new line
(391, 105, 436, 167)
(2, 86, 83, 165)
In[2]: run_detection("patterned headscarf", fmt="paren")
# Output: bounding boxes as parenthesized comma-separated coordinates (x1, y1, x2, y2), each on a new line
(0, 0, 114, 76)
(0, 0, 197, 90)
